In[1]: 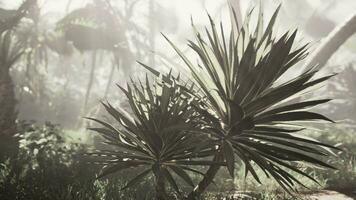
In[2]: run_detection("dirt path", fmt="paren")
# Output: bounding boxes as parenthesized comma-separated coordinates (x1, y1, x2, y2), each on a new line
(228, 190, 356, 199)
(307, 190, 356, 200)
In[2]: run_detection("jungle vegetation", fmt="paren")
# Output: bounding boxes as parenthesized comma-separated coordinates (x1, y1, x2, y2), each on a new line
(0, 0, 356, 200)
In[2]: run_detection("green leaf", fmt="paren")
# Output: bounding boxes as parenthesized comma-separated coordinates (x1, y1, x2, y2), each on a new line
(169, 165, 195, 187)
(222, 140, 235, 177)
(121, 169, 151, 190)
(137, 61, 160, 77)
(97, 162, 145, 179)
(259, 99, 331, 116)
(257, 4, 281, 48)
(255, 111, 334, 124)
(162, 168, 181, 195)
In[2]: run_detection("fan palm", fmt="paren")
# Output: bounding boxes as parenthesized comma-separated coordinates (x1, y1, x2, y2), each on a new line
(87, 73, 220, 199)
(162, 6, 340, 199)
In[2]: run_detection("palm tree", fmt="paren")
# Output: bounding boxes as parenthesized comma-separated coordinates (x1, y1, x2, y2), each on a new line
(163, 6, 340, 199)
(87, 73, 219, 199)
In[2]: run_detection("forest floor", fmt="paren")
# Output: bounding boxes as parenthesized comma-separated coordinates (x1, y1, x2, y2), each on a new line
(229, 190, 356, 200)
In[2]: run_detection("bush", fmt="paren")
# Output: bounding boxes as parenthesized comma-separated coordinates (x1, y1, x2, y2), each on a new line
(0, 122, 158, 200)
(307, 125, 356, 190)
(0, 122, 95, 200)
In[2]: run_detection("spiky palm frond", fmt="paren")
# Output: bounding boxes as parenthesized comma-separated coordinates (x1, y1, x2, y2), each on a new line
(164, 6, 340, 192)
(87, 73, 218, 196)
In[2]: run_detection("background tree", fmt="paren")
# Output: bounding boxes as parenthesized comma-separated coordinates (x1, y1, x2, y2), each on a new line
(304, 12, 356, 70)
(0, 31, 23, 160)
(0, 0, 37, 160)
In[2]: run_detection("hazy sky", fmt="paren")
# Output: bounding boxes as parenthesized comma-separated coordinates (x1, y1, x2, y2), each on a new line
(3, 0, 356, 126)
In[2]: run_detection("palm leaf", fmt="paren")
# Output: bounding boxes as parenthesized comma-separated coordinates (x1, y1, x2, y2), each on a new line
(87, 72, 214, 196)
(164, 6, 339, 193)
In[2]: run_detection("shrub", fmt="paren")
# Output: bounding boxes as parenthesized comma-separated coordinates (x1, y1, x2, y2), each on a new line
(163, 6, 340, 199)
(87, 74, 216, 199)
(0, 122, 98, 200)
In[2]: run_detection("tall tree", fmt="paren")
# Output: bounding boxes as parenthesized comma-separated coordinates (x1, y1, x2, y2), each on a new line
(0, 0, 36, 160)
(0, 31, 22, 160)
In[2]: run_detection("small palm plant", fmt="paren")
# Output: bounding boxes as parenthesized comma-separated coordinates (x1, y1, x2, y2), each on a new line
(86, 73, 219, 199)
(163, 6, 340, 199)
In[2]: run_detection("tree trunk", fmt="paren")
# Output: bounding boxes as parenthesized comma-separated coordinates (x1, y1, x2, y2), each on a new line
(156, 175, 167, 200)
(104, 56, 118, 99)
(83, 51, 97, 116)
(153, 164, 169, 200)
(0, 67, 18, 160)
(304, 12, 356, 71)
(186, 153, 223, 200)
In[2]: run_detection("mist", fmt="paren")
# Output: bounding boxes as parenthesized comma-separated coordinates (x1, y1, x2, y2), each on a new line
(0, 0, 355, 199)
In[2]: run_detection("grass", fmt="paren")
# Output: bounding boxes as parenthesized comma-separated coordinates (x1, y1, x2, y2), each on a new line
(0, 122, 355, 200)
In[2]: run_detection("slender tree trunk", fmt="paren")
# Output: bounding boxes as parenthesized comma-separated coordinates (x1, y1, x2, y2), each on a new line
(304, 12, 356, 71)
(0, 67, 18, 161)
(156, 175, 167, 200)
(104, 56, 118, 99)
(186, 153, 223, 200)
(83, 51, 97, 115)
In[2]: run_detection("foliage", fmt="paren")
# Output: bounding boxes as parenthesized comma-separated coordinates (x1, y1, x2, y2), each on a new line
(86, 5, 344, 199)
(0, 122, 96, 200)
(0, 122, 160, 200)
(327, 64, 356, 123)
(87, 73, 218, 199)
(307, 126, 356, 190)
(162, 6, 340, 197)
(1, 1, 355, 199)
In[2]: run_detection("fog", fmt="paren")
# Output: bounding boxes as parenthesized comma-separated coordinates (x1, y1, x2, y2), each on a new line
(1, 0, 356, 199)
(0, 0, 354, 129)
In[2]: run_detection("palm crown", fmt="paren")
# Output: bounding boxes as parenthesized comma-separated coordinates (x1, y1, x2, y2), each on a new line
(164, 6, 340, 195)
(87, 73, 218, 198)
